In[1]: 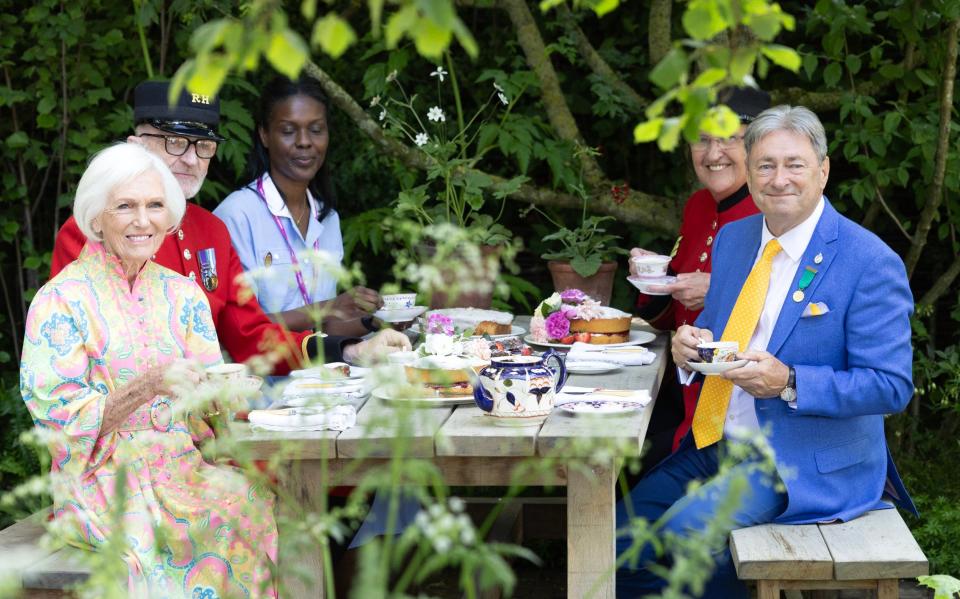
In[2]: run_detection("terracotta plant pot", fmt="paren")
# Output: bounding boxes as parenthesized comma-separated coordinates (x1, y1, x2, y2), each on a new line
(547, 260, 618, 306)
(422, 244, 500, 309)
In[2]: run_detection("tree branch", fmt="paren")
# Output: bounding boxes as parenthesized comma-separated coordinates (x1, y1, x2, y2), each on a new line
(648, 0, 672, 65)
(500, 0, 606, 186)
(919, 254, 960, 308)
(302, 61, 679, 232)
(904, 17, 959, 278)
(557, 5, 646, 114)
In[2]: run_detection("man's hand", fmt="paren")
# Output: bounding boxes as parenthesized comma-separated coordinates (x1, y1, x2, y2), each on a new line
(628, 247, 657, 277)
(343, 329, 412, 364)
(673, 325, 713, 370)
(723, 351, 790, 398)
(667, 272, 710, 311)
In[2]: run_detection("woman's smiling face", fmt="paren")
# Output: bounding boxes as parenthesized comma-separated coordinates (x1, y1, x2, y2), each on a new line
(259, 94, 329, 187)
(95, 170, 169, 275)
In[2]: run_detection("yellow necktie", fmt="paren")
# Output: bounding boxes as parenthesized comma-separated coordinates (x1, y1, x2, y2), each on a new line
(692, 239, 782, 449)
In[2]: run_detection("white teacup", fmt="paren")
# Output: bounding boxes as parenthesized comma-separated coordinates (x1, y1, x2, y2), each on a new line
(382, 293, 417, 310)
(387, 350, 419, 365)
(697, 341, 739, 363)
(631, 254, 671, 278)
(206, 363, 248, 380)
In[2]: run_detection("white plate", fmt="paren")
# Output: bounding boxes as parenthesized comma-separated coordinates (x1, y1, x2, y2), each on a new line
(565, 360, 622, 375)
(374, 305, 428, 323)
(289, 365, 371, 380)
(557, 400, 646, 416)
(686, 359, 750, 375)
(626, 275, 677, 296)
(371, 385, 476, 407)
(409, 323, 526, 339)
(524, 330, 656, 349)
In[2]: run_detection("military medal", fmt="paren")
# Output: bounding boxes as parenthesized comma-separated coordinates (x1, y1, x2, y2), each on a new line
(197, 248, 218, 292)
(793, 266, 818, 303)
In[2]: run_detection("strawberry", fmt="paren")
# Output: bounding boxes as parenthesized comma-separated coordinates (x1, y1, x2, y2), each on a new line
(575, 332, 592, 343)
(560, 335, 576, 345)
(521, 347, 532, 356)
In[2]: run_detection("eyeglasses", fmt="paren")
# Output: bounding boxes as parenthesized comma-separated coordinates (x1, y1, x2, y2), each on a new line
(138, 133, 218, 159)
(691, 134, 744, 151)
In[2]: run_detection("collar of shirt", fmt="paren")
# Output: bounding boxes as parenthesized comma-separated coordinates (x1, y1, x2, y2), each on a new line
(260, 172, 318, 223)
(760, 196, 825, 263)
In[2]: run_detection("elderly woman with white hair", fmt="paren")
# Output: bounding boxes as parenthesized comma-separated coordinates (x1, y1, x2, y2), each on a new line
(20, 143, 278, 597)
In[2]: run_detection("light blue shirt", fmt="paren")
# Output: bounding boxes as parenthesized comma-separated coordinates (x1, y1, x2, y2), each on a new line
(214, 173, 343, 313)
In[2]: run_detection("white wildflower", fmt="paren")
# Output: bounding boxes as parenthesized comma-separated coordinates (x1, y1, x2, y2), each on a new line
(378, 109, 386, 121)
(434, 536, 452, 553)
(369, 95, 380, 107)
(425, 333, 455, 356)
(427, 106, 445, 122)
(386, 69, 398, 83)
(449, 497, 466, 513)
(498, 92, 509, 106)
(429, 503, 445, 518)
(414, 132, 429, 147)
(493, 81, 504, 92)
(430, 66, 448, 82)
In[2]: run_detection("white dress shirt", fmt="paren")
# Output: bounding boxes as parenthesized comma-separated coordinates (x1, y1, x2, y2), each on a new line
(724, 197, 825, 438)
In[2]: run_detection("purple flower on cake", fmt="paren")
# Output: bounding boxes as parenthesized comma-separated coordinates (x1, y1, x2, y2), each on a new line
(426, 313, 455, 335)
(544, 310, 571, 340)
(559, 289, 587, 303)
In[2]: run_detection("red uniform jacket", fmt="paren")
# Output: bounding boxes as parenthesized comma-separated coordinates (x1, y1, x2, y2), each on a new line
(636, 184, 760, 447)
(51, 204, 313, 375)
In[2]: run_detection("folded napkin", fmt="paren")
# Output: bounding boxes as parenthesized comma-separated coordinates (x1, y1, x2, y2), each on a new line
(567, 342, 655, 366)
(248, 405, 357, 432)
(555, 386, 652, 407)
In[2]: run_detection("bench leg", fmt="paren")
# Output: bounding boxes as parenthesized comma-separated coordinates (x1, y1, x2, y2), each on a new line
(567, 460, 616, 599)
(757, 580, 781, 599)
(277, 460, 326, 599)
(877, 579, 899, 599)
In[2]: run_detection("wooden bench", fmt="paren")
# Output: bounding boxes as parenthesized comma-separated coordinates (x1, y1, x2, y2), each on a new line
(730, 509, 928, 599)
(0, 509, 89, 598)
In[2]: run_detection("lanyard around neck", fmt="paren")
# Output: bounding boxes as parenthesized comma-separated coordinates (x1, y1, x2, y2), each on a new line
(255, 176, 321, 307)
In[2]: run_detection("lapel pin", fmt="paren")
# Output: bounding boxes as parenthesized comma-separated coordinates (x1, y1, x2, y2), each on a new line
(177, 229, 184, 241)
(264, 252, 273, 267)
(814, 252, 823, 264)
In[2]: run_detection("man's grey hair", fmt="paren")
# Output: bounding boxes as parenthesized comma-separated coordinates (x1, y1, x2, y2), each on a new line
(73, 142, 186, 242)
(744, 105, 828, 163)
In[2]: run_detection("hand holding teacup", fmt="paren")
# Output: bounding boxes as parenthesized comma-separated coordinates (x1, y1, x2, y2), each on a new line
(721, 350, 790, 398)
(673, 325, 713, 370)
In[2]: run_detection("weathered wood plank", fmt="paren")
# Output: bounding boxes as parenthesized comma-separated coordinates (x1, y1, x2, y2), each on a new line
(22, 547, 90, 590)
(231, 421, 340, 461)
(336, 400, 453, 458)
(567, 459, 617, 599)
(536, 332, 666, 458)
(0, 510, 60, 586)
(435, 406, 538, 457)
(819, 509, 928, 580)
(730, 523, 834, 580)
(323, 457, 566, 487)
(276, 460, 327, 599)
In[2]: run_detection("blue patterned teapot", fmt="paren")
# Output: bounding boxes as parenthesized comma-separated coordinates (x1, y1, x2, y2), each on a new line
(473, 350, 567, 425)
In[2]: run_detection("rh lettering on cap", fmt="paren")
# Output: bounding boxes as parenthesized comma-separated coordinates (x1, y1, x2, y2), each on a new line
(191, 94, 211, 105)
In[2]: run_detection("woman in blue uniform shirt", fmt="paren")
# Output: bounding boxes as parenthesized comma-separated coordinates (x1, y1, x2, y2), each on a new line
(216, 76, 381, 336)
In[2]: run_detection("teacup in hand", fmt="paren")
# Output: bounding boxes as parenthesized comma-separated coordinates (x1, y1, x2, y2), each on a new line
(205, 363, 248, 380)
(382, 293, 417, 310)
(630, 254, 671, 278)
(697, 341, 739, 363)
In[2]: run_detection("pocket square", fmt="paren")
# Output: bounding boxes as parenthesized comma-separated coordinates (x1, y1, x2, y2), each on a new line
(802, 302, 829, 317)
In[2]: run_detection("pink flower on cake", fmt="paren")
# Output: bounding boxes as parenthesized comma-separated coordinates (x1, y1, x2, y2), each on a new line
(559, 289, 587, 303)
(426, 313, 455, 335)
(544, 310, 571, 340)
(530, 315, 547, 342)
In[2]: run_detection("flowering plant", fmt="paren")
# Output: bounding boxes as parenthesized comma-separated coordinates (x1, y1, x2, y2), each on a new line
(371, 62, 527, 246)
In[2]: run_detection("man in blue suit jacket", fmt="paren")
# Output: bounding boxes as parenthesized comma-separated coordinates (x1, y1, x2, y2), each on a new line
(616, 105, 916, 598)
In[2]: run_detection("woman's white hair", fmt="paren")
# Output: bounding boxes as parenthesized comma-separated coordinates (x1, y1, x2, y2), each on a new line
(73, 142, 185, 242)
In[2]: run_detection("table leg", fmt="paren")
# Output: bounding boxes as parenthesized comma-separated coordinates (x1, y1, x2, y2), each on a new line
(567, 460, 616, 599)
(277, 460, 325, 599)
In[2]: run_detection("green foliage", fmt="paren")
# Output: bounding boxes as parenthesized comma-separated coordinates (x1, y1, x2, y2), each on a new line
(540, 215, 628, 278)
(919, 575, 960, 599)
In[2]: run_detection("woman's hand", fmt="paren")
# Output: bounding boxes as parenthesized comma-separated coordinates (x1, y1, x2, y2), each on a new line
(343, 329, 412, 364)
(330, 286, 382, 319)
(666, 272, 710, 311)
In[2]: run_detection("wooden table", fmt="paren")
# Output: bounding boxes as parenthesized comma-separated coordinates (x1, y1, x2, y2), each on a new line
(235, 319, 668, 598)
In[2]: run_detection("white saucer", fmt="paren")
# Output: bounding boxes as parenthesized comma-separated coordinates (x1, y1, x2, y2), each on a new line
(557, 400, 645, 416)
(627, 275, 677, 296)
(374, 305, 428, 323)
(565, 360, 622, 375)
(371, 385, 475, 407)
(686, 359, 750, 375)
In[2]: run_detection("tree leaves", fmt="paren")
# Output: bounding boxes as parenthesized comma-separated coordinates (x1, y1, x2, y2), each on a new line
(312, 14, 357, 59)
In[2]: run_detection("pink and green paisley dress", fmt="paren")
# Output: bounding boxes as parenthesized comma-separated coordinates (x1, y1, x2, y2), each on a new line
(20, 242, 278, 598)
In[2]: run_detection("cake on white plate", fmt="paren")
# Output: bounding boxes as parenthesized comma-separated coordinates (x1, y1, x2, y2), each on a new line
(531, 289, 632, 344)
(426, 307, 514, 336)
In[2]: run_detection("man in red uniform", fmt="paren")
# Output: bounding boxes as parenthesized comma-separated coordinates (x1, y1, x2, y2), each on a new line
(51, 81, 409, 370)
(631, 86, 771, 463)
